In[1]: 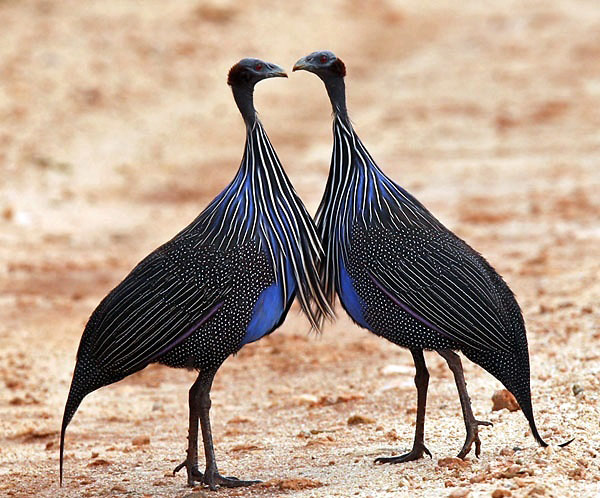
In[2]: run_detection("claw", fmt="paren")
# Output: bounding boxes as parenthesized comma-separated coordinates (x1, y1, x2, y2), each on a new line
(173, 462, 185, 476)
(374, 444, 432, 464)
(173, 460, 203, 486)
(174, 460, 259, 489)
(203, 471, 260, 490)
(457, 419, 491, 460)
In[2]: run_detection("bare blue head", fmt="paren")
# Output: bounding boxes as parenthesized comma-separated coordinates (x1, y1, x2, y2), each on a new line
(228, 58, 287, 87)
(292, 50, 346, 79)
(228, 58, 287, 126)
(293, 51, 348, 120)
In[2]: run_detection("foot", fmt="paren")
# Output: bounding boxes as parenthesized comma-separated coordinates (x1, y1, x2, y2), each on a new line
(173, 460, 204, 487)
(457, 419, 493, 459)
(374, 444, 432, 464)
(203, 469, 260, 491)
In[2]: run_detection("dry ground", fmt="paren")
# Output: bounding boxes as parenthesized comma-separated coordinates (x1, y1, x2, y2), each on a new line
(1, 1, 599, 497)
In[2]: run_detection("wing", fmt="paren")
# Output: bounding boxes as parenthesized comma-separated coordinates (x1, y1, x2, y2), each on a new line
(85, 244, 231, 373)
(367, 233, 515, 353)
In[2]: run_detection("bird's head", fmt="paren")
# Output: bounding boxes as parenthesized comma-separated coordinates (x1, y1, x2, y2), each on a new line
(227, 58, 287, 88)
(292, 51, 346, 81)
(293, 51, 348, 119)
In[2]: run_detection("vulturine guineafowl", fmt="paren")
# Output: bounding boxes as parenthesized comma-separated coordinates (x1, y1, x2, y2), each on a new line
(60, 58, 333, 490)
(293, 50, 571, 463)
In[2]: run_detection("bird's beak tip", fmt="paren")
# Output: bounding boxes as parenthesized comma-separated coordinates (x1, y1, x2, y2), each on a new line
(293, 58, 309, 72)
(269, 65, 287, 78)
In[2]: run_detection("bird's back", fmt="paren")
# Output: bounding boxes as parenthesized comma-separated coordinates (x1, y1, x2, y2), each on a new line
(348, 221, 523, 352)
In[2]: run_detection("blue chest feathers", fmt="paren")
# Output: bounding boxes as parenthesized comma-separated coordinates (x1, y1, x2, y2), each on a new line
(241, 264, 296, 346)
(338, 261, 370, 329)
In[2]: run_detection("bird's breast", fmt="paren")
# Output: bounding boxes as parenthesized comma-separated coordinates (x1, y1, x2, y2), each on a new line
(240, 254, 296, 346)
(337, 259, 370, 330)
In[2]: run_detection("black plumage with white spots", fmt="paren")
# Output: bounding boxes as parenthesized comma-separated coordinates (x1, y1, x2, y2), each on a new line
(60, 59, 332, 490)
(294, 50, 568, 463)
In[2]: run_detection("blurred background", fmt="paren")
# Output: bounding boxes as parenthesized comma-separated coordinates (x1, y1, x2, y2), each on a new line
(1, 1, 599, 496)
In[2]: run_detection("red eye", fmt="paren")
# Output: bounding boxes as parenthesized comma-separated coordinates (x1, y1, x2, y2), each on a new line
(320, 55, 328, 63)
(255, 63, 263, 71)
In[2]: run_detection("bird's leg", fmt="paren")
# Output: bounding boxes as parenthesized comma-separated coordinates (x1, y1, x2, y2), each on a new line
(197, 369, 261, 490)
(376, 349, 432, 464)
(438, 350, 492, 459)
(173, 373, 205, 485)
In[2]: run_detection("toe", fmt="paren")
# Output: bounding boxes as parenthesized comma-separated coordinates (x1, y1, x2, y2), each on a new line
(204, 473, 260, 489)
(219, 476, 261, 488)
(374, 447, 428, 464)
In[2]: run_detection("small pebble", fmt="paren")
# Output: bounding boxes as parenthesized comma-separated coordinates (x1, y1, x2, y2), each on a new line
(528, 487, 546, 496)
(132, 435, 150, 446)
(492, 390, 520, 412)
(497, 464, 532, 478)
(438, 457, 469, 470)
(347, 414, 375, 425)
(447, 488, 470, 498)
(294, 394, 319, 405)
(469, 472, 488, 484)
(2, 206, 13, 220)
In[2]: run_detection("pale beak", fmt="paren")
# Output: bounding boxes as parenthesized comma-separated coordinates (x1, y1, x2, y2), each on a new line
(292, 56, 310, 72)
(266, 64, 287, 78)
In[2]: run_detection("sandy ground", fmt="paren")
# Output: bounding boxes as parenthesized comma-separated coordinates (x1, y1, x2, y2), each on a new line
(1, 1, 599, 497)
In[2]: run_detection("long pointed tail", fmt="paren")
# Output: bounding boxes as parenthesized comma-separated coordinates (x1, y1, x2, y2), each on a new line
(513, 387, 573, 448)
(60, 380, 87, 486)
(463, 347, 573, 449)
(515, 391, 548, 447)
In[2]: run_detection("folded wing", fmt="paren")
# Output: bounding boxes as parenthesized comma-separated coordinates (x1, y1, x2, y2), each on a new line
(367, 235, 514, 354)
(86, 247, 230, 373)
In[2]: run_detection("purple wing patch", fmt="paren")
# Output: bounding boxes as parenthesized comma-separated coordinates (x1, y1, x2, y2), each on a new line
(368, 271, 455, 342)
(147, 301, 224, 363)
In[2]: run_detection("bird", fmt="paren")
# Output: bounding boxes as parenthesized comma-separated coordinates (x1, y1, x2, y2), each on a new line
(60, 58, 333, 490)
(293, 50, 570, 463)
